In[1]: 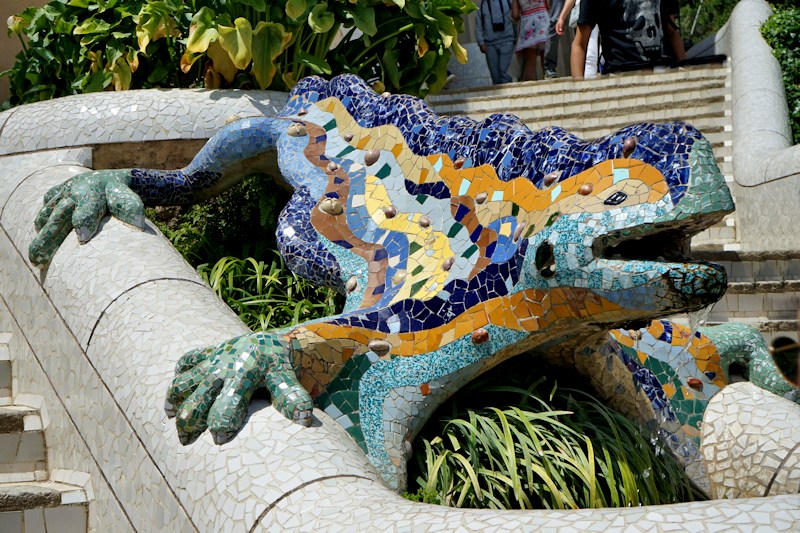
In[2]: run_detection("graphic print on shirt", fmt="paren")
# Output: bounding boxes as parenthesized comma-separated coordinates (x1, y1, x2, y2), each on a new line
(623, 0, 664, 61)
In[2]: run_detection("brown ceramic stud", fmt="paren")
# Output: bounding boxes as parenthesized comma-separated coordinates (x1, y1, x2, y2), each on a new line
(392, 270, 406, 285)
(454, 158, 465, 169)
(297, 109, 308, 116)
(382, 205, 397, 219)
(368, 339, 391, 356)
(346, 276, 358, 293)
(475, 192, 488, 204)
(419, 215, 432, 228)
(443, 257, 455, 271)
(319, 198, 343, 216)
(326, 161, 340, 173)
(687, 378, 704, 391)
(364, 150, 380, 166)
(472, 328, 489, 345)
(622, 136, 637, 157)
(543, 171, 560, 187)
(579, 183, 594, 195)
(381, 91, 391, 97)
(287, 123, 307, 137)
(343, 132, 354, 142)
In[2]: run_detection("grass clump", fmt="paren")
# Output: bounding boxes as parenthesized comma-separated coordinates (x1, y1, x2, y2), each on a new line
(407, 359, 704, 510)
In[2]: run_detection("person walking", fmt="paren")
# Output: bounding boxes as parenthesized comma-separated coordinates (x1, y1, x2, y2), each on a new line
(542, 0, 565, 78)
(476, 0, 517, 84)
(512, 0, 549, 81)
(556, 0, 601, 77)
(571, 0, 685, 78)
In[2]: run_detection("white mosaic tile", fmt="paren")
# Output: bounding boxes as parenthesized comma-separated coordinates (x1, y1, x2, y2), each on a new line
(702, 381, 800, 499)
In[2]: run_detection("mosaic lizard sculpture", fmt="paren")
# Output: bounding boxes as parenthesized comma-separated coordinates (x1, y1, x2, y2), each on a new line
(28, 75, 798, 491)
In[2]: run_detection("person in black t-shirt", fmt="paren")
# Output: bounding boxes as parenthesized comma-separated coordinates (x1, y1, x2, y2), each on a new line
(570, 0, 685, 78)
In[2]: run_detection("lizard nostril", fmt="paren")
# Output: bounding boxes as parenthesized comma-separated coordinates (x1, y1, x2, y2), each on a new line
(535, 242, 556, 278)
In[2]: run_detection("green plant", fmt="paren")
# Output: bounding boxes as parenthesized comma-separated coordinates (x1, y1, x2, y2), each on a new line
(198, 253, 342, 331)
(147, 174, 290, 265)
(408, 362, 704, 509)
(180, 0, 476, 94)
(678, 0, 738, 46)
(3, 0, 475, 107)
(2, 0, 196, 107)
(761, 5, 800, 145)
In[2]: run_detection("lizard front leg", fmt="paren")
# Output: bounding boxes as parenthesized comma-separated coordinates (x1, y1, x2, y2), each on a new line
(29, 117, 287, 266)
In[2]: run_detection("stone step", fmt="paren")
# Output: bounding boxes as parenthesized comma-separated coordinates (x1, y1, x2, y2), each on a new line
(0, 406, 46, 483)
(431, 79, 726, 117)
(692, 214, 738, 245)
(429, 64, 728, 102)
(707, 289, 799, 323)
(507, 102, 726, 133)
(694, 254, 800, 283)
(0, 481, 87, 533)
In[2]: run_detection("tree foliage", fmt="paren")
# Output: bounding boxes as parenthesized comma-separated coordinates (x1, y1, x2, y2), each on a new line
(761, 5, 800, 145)
(2, 0, 476, 107)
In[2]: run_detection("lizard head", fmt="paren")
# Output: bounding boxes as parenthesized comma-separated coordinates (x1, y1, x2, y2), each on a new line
(519, 137, 732, 333)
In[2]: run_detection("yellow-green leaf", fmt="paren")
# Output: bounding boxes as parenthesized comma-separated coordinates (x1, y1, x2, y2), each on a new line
(285, 0, 307, 20)
(218, 18, 253, 70)
(126, 49, 140, 73)
(207, 41, 238, 82)
(110, 57, 132, 91)
(417, 35, 429, 57)
(452, 37, 468, 63)
(136, 3, 180, 53)
(252, 21, 292, 89)
(180, 51, 202, 73)
(308, 3, 334, 34)
(186, 6, 219, 54)
(204, 65, 222, 88)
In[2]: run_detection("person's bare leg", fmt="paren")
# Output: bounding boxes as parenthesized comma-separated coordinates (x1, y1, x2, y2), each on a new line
(523, 48, 538, 81)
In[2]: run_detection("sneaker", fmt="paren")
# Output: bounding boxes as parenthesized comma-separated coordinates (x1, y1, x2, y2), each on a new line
(544, 69, 557, 79)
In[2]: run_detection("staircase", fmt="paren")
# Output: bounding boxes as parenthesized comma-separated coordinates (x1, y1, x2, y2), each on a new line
(0, 334, 88, 532)
(702, 253, 800, 344)
(426, 63, 738, 252)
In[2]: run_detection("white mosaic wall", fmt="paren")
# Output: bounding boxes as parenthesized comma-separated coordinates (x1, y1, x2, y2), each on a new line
(0, 88, 798, 530)
(702, 382, 800, 499)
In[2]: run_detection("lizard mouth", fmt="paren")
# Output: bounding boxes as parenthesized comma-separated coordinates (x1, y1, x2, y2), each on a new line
(595, 226, 693, 263)
(587, 215, 728, 311)
(592, 214, 717, 265)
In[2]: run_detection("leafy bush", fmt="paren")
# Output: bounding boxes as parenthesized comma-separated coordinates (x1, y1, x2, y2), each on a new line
(180, 0, 476, 94)
(198, 254, 341, 331)
(2, 0, 475, 107)
(407, 360, 704, 509)
(761, 5, 800, 145)
(147, 174, 290, 265)
(3, 0, 192, 107)
(147, 174, 342, 331)
(678, 0, 738, 46)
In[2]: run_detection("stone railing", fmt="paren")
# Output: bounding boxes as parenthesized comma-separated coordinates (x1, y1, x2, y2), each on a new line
(0, 91, 798, 530)
(690, 0, 800, 252)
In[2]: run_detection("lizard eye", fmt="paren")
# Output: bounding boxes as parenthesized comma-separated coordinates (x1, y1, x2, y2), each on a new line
(535, 242, 556, 278)
(604, 191, 628, 205)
